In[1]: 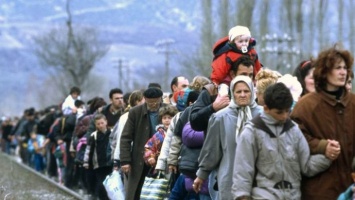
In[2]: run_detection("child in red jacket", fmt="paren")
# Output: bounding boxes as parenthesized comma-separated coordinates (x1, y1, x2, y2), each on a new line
(211, 25, 262, 95)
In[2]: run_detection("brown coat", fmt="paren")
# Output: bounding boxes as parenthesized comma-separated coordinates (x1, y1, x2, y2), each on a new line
(291, 90, 355, 200)
(120, 103, 166, 200)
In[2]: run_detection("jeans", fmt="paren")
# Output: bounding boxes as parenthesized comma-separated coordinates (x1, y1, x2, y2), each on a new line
(169, 174, 211, 200)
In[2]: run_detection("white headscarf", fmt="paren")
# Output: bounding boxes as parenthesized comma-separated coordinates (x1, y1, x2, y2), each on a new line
(228, 76, 257, 136)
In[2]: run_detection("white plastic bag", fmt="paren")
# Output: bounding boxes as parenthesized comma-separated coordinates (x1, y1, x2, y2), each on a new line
(103, 170, 125, 200)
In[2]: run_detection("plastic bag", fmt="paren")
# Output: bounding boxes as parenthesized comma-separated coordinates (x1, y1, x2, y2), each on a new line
(337, 184, 354, 200)
(140, 173, 169, 200)
(103, 170, 125, 200)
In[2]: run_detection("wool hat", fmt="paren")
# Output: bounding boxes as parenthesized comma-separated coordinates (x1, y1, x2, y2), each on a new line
(143, 87, 163, 98)
(228, 26, 251, 42)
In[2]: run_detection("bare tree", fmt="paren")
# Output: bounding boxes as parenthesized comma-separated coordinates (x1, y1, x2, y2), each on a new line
(179, 0, 215, 79)
(258, 0, 270, 66)
(218, 0, 230, 38)
(295, 0, 306, 58)
(338, 0, 344, 42)
(308, 0, 317, 55)
(349, 0, 355, 53)
(33, 0, 109, 98)
(318, 0, 329, 49)
(235, 0, 255, 27)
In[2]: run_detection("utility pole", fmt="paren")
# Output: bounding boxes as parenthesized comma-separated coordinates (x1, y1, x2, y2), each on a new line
(113, 58, 125, 89)
(261, 33, 300, 74)
(155, 39, 175, 91)
(118, 59, 123, 89)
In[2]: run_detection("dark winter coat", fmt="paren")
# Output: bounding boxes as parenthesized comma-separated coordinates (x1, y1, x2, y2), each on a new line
(53, 114, 76, 143)
(173, 106, 192, 137)
(86, 129, 112, 169)
(120, 102, 167, 200)
(291, 90, 355, 200)
(22, 119, 39, 143)
(189, 88, 217, 133)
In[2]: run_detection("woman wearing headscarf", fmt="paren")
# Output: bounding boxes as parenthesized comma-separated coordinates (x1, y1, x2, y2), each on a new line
(192, 76, 262, 200)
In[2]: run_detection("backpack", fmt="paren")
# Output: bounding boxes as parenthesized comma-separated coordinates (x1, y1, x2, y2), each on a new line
(212, 36, 232, 60)
(178, 144, 201, 178)
(74, 137, 87, 165)
(212, 36, 257, 60)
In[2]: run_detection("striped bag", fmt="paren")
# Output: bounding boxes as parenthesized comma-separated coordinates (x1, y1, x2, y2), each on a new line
(140, 175, 169, 200)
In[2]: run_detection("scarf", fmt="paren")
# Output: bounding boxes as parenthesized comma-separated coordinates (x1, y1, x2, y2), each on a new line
(236, 106, 252, 136)
(227, 76, 257, 137)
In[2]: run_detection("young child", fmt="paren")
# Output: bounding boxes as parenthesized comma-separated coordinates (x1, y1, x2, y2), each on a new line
(211, 25, 262, 95)
(61, 86, 81, 115)
(28, 126, 46, 172)
(232, 82, 332, 200)
(54, 142, 66, 185)
(83, 114, 112, 200)
(143, 105, 178, 176)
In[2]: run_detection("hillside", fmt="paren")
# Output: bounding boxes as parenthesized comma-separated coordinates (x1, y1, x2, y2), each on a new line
(0, 0, 201, 116)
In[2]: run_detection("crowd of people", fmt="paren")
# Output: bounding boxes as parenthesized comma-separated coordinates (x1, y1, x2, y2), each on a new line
(1, 25, 355, 200)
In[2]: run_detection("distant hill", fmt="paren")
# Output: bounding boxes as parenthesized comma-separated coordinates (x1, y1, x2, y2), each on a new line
(0, 0, 201, 116)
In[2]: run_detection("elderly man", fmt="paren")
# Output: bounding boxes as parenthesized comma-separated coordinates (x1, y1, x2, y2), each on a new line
(120, 87, 167, 200)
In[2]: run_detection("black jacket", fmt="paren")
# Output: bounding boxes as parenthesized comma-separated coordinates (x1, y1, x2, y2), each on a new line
(189, 89, 217, 132)
(174, 106, 192, 137)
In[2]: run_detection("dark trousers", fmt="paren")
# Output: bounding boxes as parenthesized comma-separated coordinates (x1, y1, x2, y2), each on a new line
(94, 166, 112, 200)
(77, 165, 88, 191)
(64, 141, 77, 189)
(134, 164, 151, 200)
(19, 142, 29, 164)
(46, 143, 58, 177)
(86, 168, 97, 196)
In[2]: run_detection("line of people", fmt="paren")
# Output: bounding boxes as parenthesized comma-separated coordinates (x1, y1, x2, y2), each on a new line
(1, 25, 355, 200)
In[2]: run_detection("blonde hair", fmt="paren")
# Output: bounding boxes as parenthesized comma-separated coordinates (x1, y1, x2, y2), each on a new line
(124, 89, 144, 113)
(189, 76, 211, 91)
(255, 69, 279, 94)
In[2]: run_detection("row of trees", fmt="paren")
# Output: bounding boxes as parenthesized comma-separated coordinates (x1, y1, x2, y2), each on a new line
(33, 0, 355, 108)
(183, 0, 355, 79)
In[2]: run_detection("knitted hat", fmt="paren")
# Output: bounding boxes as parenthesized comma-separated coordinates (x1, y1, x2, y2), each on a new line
(143, 87, 163, 98)
(228, 26, 251, 42)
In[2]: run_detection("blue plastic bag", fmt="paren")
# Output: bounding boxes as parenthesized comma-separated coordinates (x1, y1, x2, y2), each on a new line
(338, 184, 354, 200)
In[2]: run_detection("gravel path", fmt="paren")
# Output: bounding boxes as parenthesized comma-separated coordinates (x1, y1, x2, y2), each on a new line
(0, 153, 82, 200)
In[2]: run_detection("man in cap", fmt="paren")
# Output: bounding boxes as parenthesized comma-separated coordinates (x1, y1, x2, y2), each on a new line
(120, 87, 167, 200)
